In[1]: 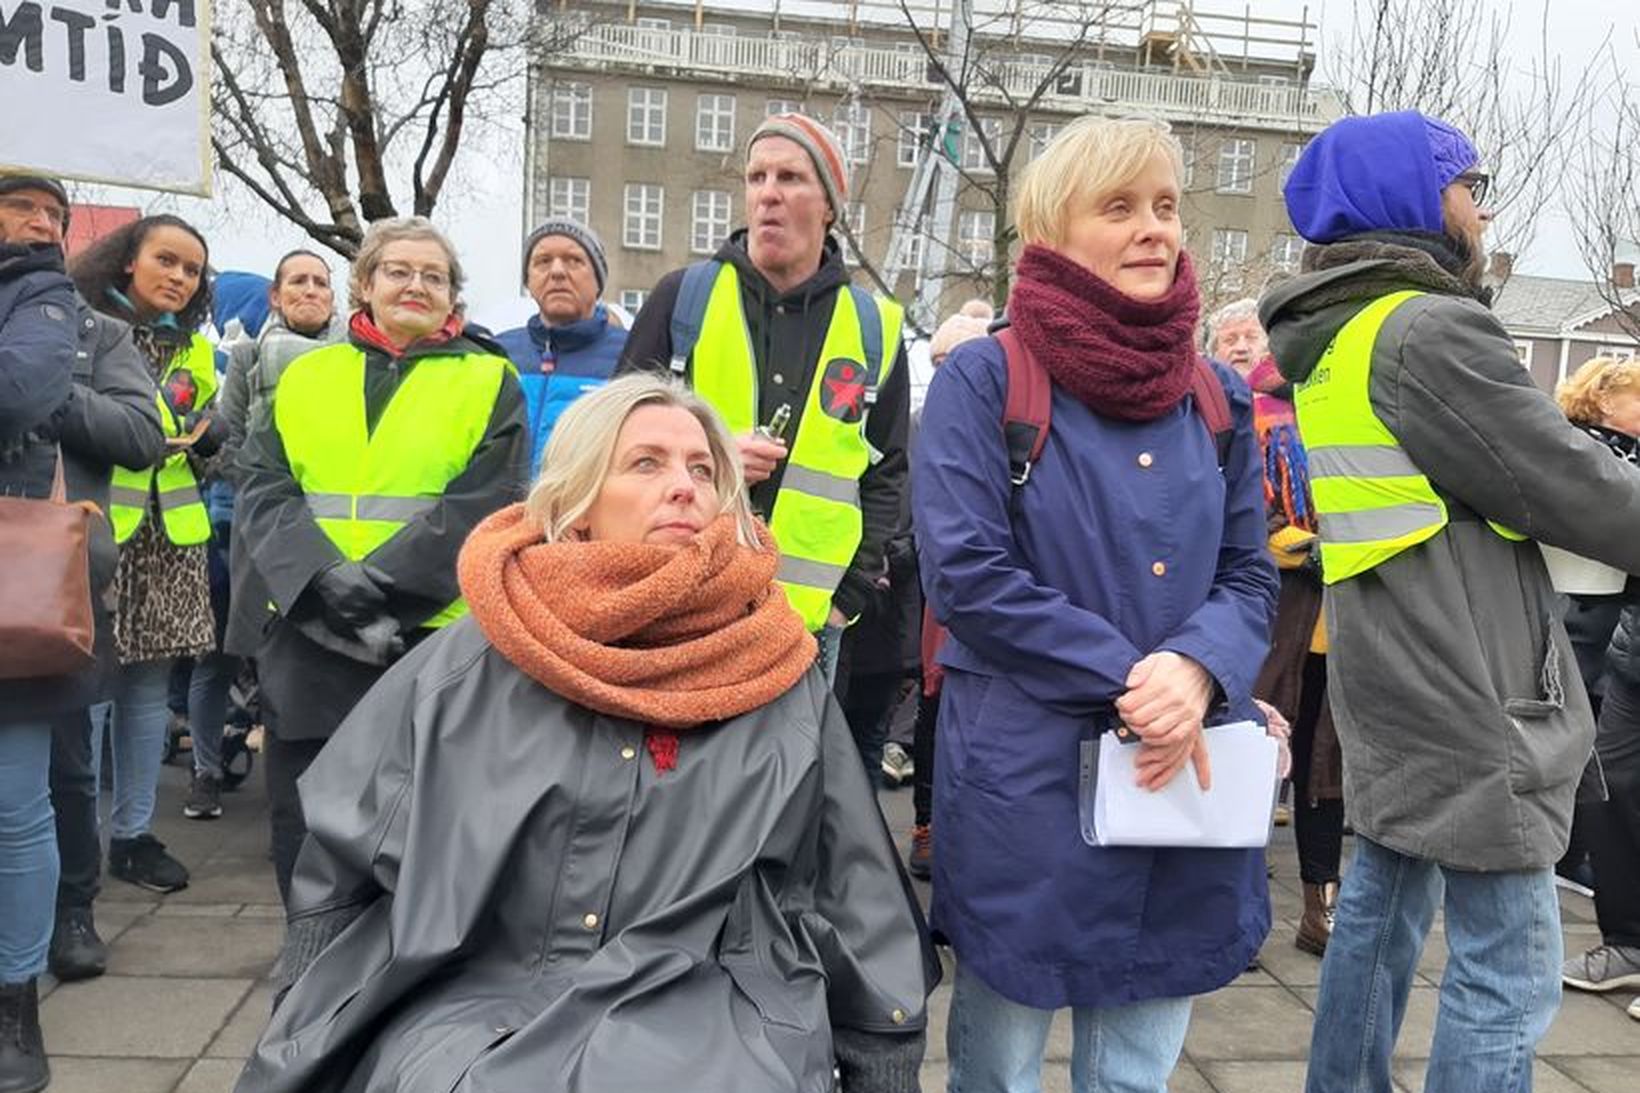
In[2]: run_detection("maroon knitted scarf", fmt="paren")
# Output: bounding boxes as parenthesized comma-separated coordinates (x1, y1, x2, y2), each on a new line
(1007, 244, 1202, 421)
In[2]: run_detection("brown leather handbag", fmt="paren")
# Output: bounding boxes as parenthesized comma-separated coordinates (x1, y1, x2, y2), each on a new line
(0, 449, 98, 679)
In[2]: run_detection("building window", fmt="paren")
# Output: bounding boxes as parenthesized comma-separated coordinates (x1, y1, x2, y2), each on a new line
(695, 93, 736, 152)
(840, 202, 866, 265)
(547, 177, 590, 223)
(549, 82, 592, 141)
(1270, 233, 1304, 273)
(626, 87, 667, 147)
(1278, 142, 1303, 188)
(1216, 138, 1255, 194)
(897, 112, 930, 168)
(623, 183, 664, 250)
(904, 228, 925, 272)
(1211, 228, 1250, 289)
(690, 190, 732, 255)
(1182, 144, 1195, 189)
(619, 289, 648, 315)
(1513, 341, 1534, 369)
(767, 98, 801, 117)
(833, 101, 872, 165)
(1027, 122, 1062, 161)
(958, 209, 996, 266)
(961, 117, 1002, 173)
(1598, 344, 1638, 362)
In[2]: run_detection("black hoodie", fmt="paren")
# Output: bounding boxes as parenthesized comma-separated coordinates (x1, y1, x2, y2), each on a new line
(617, 231, 910, 622)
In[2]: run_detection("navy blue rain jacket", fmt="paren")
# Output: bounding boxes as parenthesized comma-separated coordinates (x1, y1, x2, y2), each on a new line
(0, 243, 76, 451)
(912, 336, 1278, 1009)
(496, 305, 628, 471)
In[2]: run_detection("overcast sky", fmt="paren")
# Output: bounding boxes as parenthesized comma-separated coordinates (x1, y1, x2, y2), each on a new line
(71, 0, 1640, 331)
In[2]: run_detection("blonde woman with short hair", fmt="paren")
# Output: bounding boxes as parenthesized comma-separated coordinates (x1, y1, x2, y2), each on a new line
(913, 115, 1278, 1091)
(238, 375, 934, 1093)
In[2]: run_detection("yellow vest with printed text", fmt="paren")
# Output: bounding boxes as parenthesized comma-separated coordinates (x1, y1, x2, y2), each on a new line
(1295, 290, 1525, 585)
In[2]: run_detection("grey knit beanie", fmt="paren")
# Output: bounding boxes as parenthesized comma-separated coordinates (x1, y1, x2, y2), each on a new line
(749, 114, 850, 219)
(522, 218, 607, 292)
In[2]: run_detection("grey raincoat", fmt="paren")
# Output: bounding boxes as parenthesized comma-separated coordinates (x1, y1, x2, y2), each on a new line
(1261, 235, 1640, 871)
(236, 617, 935, 1093)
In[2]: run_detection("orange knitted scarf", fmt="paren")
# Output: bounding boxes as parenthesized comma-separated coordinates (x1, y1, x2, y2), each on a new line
(457, 505, 815, 734)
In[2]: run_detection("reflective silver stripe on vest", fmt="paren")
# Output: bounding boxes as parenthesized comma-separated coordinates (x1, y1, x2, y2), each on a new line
(305, 493, 439, 522)
(156, 485, 201, 511)
(777, 555, 850, 591)
(780, 465, 860, 505)
(109, 485, 150, 508)
(1320, 503, 1445, 544)
(1308, 444, 1422, 480)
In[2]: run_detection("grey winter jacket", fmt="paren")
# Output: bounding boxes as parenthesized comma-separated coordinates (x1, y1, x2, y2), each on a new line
(236, 620, 934, 1093)
(1261, 237, 1640, 870)
(219, 312, 345, 478)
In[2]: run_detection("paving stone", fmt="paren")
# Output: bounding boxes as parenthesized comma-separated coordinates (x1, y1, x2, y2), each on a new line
(106, 915, 282, 979)
(40, 976, 253, 1057)
(236, 903, 285, 920)
(1546, 1056, 1640, 1093)
(1168, 1061, 1216, 1093)
(207, 982, 274, 1058)
(166, 854, 282, 905)
(924, 984, 951, 1062)
(177, 1057, 249, 1093)
(1392, 1057, 1589, 1093)
(1538, 989, 1640, 1055)
(1184, 986, 1315, 1060)
(154, 902, 247, 918)
(1199, 1060, 1311, 1092)
(1252, 931, 1328, 989)
(34, 1057, 188, 1093)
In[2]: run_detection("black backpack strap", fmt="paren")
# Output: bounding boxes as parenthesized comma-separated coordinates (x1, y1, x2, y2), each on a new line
(996, 326, 1051, 489)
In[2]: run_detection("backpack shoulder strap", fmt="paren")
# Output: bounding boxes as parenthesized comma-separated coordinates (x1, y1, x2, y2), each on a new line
(995, 325, 1051, 488)
(847, 284, 885, 385)
(1189, 356, 1234, 469)
(666, 260, 722, 377)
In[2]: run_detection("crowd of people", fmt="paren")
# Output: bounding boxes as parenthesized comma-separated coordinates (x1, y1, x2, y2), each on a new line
(1, 102, 1638, 1093)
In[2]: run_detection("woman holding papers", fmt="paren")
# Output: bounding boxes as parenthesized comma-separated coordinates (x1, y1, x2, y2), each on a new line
(912, 117, 1279, 1092)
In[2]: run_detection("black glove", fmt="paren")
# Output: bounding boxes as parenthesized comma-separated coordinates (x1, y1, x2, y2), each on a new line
(183, 410, 228, 458)
(1299, 537, 1324, 584)
(311, 561, 394, 635)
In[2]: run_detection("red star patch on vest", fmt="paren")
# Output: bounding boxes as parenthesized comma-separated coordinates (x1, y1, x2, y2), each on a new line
(820, 357, 869, 423)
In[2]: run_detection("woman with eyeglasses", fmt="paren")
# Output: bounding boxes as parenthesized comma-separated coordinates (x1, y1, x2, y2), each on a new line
(234, 217, 529, 904)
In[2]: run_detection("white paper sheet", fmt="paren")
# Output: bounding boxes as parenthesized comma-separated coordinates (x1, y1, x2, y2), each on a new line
(1085, 720, 1279, 848)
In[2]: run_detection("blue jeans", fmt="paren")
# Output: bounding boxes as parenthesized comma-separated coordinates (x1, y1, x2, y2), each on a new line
(947, 962, 1193, 1093)
(1306, 836, 1562, 1093)
(0, 721, 59, 983)
(105, 659, 175, 840)
(188, 651, 238, 779)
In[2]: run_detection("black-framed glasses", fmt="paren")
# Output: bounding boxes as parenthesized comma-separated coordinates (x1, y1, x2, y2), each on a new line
(1454, 171, 1491, 207)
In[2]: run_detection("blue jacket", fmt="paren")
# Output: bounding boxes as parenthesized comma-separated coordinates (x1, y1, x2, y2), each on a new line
(912, 336, 1279, 1009)
(0, 243, 76, 450)
(495, 306, 627, 470)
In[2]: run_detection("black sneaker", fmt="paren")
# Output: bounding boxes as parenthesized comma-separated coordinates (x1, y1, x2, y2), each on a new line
(109, 834, 190, 893)
(0, 978, 48, 1093)
(183, 771, 224, 820)
(47, 906, 108, 982)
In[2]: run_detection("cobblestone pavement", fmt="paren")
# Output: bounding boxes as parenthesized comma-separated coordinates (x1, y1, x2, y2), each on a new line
(34, 747, 1640, 1092)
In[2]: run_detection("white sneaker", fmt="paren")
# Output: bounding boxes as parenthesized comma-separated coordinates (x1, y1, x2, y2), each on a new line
(1628, 995, 1640, 1021)
(880, 742, 914, 788)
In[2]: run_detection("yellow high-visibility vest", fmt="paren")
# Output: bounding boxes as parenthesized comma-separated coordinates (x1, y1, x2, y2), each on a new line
(681, 262, 903, 630)
(273, 342, 510, 629)
(110, 333, 216, 546)
(1296, 290, 1524, 585)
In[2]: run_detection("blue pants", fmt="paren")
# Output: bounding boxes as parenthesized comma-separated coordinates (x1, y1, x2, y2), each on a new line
(1306, 836, 1562, 1093)
(106, 659, 175, 840)
(0, 721, 59, 984)
(947, 963, 1193, 1093)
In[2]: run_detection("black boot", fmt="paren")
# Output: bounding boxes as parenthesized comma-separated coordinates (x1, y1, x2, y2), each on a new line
(0, 979, 49, 1093)
(48, 906, 107, 982)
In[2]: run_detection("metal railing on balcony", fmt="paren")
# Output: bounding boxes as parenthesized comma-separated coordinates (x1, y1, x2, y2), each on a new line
(549, 22, 1339, 130)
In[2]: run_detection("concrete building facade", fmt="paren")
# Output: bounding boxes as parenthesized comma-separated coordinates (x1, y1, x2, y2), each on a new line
(526, 0, 1344, 327)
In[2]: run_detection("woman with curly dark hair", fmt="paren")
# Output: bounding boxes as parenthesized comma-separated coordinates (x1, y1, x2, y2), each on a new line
(68, 214, 221, 894)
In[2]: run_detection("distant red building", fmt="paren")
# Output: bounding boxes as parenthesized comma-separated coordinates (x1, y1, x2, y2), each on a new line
(65, 204, 140, 257)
